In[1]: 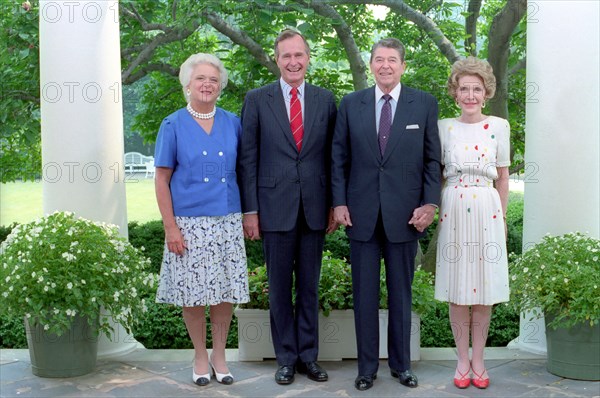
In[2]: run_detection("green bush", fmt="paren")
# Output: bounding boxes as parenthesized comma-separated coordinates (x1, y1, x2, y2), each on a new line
(126, 220, 267, 273)
(0, 313, 27, 348)
(488, 302, 520, 346)
(324, 227, 351, 261)
(132, 300, 191, 349)
(240, 265, 270, 310)
(0, 223, 16, 244)
(420, 214, 439, 254)
(132, 295, 239, 349)
(127, 220, 165, 274)
(318, 253, 354, 315)
(244, 239, 264, 270)
(506, 192, 524, 255)
(420, 301, 519, 347)
(420, 302, 453, 347)
(1, 217, 521, 349)
(241, 251, 436, 317)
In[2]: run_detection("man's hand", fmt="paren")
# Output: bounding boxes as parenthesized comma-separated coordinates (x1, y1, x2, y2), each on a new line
(333, 206, 353, 227)
(243, 213, 261, 240)
(408, 204, 436, 233)
(326, 208, 340, 234)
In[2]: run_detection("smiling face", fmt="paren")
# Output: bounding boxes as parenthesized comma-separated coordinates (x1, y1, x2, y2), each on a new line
(370, 46, 405, 93)
(276, 34, 310, 87)
(186, 63, 221, 107)
(455, 74, 486, 118)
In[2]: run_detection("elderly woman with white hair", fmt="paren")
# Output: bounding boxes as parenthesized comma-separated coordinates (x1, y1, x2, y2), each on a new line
(154, 53, 249, 387)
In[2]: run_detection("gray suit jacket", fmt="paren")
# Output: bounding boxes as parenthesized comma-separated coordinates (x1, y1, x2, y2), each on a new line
(238, 82, 337, 232)
(331, 85, 442, 242)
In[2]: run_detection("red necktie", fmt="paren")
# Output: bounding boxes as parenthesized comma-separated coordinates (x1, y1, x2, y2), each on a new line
(290, 87, 304, 151)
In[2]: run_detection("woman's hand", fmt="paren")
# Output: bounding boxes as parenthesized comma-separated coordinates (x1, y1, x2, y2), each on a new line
(165, 225, 187, 255)
(408, 204, 437, 232)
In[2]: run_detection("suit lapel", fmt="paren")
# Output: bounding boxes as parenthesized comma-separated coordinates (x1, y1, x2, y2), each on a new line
(267, 83, 298, 151)
(302, 84, 317, 151)
(359, 87, 381, 160)
(382, 86, 415, 162)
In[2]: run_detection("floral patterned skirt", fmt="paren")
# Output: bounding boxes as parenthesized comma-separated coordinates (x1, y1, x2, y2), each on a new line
(156, 213, 249, 307)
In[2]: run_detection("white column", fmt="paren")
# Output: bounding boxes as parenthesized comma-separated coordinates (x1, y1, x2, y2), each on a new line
(514, 1, 600, 354)
(39, 0, 136, 356)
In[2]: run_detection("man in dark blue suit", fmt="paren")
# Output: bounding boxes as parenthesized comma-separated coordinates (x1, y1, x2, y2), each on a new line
(331, 38, 442, 391)
(237, 29, 337, 385)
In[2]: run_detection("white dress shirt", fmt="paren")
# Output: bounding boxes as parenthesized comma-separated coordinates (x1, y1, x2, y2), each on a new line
(375, 83, 401, 135)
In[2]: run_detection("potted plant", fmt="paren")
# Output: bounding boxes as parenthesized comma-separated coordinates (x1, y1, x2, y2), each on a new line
(509, 232, 600, 380)
(235, 250, 435, 361)
(0, 211, 155, 377)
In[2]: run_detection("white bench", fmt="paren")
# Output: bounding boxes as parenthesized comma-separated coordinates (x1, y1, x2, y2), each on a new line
(124, 152, 155, 178)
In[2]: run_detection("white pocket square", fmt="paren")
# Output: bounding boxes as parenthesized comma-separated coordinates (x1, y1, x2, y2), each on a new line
(406, 124, 420, 130)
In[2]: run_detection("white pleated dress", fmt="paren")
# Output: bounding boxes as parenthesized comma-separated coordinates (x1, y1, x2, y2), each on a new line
(434, 116, 510, 305)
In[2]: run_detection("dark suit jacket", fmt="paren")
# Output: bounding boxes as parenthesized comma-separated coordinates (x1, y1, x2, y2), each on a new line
(331, 85, 442, 242)
(238, 82, 337, 232)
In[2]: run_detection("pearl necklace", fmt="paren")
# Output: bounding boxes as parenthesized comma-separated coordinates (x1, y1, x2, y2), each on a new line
(187, 103, 216, 119)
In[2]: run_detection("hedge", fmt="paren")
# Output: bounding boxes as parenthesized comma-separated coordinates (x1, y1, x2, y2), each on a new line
(0, 193, 523, 349)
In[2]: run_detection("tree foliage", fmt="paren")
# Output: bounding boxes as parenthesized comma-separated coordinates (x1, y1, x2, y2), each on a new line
(0, 0, 527, 182)
(0, 1, 41, 182)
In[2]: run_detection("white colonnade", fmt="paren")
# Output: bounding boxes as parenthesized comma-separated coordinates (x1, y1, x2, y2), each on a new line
(515, 0, 600, 354)
(39, 0, 135, 356)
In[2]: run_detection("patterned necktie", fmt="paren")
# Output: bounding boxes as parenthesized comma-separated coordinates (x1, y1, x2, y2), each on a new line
(290, 87, 304, 151)
(378, 94, 392, 156)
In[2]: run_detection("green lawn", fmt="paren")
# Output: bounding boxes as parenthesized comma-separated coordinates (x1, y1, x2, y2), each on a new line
(1, 178, 161, 226)
(1, 178, 525, 227)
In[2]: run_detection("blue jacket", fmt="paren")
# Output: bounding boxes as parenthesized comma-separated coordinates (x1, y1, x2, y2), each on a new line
(154, 108, 242, 216)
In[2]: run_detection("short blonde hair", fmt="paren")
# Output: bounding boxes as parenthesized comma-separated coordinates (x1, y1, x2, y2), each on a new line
(178, 53, 228, 101)
(447, 57, 496, 99)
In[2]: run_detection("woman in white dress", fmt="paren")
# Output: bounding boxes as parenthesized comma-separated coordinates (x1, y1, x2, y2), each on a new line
(434, 57, 510, 390)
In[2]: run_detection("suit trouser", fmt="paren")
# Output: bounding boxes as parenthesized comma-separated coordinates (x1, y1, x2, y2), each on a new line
(350, 214, 418, 375)
(262, 205, 325, 366)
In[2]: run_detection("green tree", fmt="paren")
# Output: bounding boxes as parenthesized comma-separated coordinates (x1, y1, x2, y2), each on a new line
(0, 1, 41, 182)
(0, 0, 527, 182)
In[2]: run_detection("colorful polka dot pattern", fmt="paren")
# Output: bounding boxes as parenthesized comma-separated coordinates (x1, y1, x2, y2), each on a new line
(435, 116, 510, 306)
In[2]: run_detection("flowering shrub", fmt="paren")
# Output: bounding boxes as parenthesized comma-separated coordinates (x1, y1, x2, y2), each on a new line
(509, 232, 600, 329)
(240, 264, 270, 310)
(0, 211, 155, 337)
(319, 252, 354, 315)
(239, 251, 435, 316)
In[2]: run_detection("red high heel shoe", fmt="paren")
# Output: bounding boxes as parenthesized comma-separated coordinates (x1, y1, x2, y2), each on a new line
(471, 367, 489, 389)
(453, 367, 471, 389)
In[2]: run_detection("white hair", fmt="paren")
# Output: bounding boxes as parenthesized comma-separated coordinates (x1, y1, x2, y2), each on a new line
(178, 53, 228, 101)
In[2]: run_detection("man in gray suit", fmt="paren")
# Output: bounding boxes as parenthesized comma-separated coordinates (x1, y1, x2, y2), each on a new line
(237, 29, 337, 385)
(331, 38, 442, 391)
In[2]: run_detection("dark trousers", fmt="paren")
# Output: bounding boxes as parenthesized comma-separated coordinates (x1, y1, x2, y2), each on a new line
(262, 205, 325, 366)
(350, 214, 418, 375)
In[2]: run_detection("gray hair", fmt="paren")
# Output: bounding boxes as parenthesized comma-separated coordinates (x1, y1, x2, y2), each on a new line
(274, 29, 310, 59)
(369, 38, 406, 63)
(178, 53, 228, 101)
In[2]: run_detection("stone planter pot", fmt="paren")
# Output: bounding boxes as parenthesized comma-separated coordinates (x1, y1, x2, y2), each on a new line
(235, 308, 420, 361)
(25, 314, 99, 378)
(545, 314, 600, 381)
